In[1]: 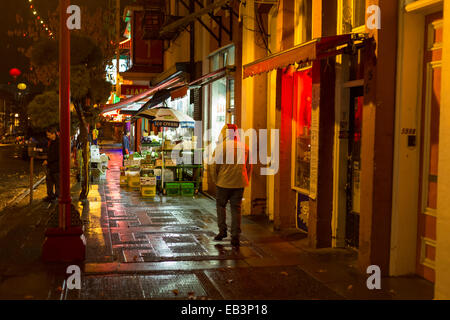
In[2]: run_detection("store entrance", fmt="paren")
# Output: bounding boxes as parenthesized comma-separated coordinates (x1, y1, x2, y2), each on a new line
(345, 86, 364, 248)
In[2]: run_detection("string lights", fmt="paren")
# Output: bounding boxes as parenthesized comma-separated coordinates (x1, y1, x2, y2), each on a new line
(27, 0, 54, 38)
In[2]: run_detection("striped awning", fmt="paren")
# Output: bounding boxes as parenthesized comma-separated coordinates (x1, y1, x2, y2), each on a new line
(243, 34, 355, 79)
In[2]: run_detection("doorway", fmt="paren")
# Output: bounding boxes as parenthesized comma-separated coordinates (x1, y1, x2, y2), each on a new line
(345, 86, 364, 248)
(416, 12, 442, 283)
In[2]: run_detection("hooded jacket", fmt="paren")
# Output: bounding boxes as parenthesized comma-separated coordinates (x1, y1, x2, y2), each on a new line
(211, 124, 252, 189)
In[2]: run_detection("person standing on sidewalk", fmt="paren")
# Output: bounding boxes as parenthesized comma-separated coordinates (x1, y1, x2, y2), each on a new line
(42, 126, 60, 202)
(92, 125, 99, 146)
(122, 130, 130, 164)
(211, 124, 252, 247)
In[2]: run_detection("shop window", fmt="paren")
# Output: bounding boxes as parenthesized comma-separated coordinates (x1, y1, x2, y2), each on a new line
(295, 0, 312, 45)
(211, 78, 227, 146)
(208, 45, 236, 148)
(353, 0, 365, 29)
(292, 68, 313, 193)
(342, 0, 366, 33)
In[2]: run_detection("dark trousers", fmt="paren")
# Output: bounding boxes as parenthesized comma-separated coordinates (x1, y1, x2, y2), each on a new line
(216, 186, 244, 238)
(46, 170, 60, 199)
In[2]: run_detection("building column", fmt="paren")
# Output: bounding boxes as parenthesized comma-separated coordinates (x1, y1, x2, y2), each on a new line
(241, 0, 268, 215)
(307, 58, 336, 248)
(435, 0, 450, 300)
(305, 0, 337, 247)
(273, 0, 297, 228)
(358, 0, 398, 275)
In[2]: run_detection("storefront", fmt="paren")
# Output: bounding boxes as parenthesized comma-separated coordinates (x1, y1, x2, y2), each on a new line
(202, 44, 236, 196)
(243, 34, 367, 247)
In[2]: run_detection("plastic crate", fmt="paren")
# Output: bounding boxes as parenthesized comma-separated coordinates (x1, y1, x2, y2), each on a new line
(165, 182, 180, 196)
(180, 182, 195, 196)
(141, 186, 156, 197)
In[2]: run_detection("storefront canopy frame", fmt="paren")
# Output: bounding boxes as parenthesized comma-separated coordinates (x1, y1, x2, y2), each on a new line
(188, 66, 232, 88)
(243, 34, 362, 79)
(101, 75, 186, 114)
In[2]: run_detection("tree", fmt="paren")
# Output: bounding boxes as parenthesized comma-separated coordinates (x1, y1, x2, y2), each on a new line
(27, 91, 59, 129)
(22, 5, 116, 200)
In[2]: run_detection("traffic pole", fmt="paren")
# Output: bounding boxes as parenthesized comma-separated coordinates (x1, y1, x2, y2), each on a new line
(29, 156, 33, 205)
(42, 0, 86, 263)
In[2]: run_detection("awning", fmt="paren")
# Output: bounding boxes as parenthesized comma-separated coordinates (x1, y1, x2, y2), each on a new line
(243, 34, 356, 79)
(101, 75, 186, 114)
(188, 66, 232, 88)
(150, 62, 190, 87)
(160, 0, 231, 38)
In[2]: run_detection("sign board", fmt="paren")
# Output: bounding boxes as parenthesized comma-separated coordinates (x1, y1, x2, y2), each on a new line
(133, 11, 163, 71)
(90, 145, 101, 163)
(121, 85, 150, 96)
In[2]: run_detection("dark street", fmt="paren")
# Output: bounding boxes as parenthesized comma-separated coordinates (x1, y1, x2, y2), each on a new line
(0, 144, 45, 211)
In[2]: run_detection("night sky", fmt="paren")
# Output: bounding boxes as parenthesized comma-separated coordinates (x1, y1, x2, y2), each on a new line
(0, 0, 135, 86)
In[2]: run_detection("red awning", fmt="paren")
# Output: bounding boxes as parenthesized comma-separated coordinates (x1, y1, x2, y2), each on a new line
(243, 34, 354, 79)
(101, 75, 185, 114)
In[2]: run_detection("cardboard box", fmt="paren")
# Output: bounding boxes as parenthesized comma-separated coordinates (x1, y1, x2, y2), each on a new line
(124, 159, 141, 167)
(128, 175, 140, 188)
(140, 176, 157, 186)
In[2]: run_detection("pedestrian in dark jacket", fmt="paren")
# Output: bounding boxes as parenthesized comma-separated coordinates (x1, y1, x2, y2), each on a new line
(43, 127, 60, 202)
(122, 131, 130, 163)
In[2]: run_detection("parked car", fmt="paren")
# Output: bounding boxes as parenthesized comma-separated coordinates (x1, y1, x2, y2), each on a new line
(1, 133, 16, 144)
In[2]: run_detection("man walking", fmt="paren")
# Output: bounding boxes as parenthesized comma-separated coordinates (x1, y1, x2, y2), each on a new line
(43, 127, 60, 202)
(211, 124, 252, 247)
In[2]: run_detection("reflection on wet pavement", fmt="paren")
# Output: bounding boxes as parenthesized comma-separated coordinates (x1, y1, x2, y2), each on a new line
(86, 149, 257, 267)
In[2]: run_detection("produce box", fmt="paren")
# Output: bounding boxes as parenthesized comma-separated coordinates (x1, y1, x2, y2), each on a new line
(141, 185, 156, 197)
(128, 174, 140, 188)
(165, 159, 177, 166)
(120, 175, 128, 186)
(140, 176, 157, 186)
(124, 159, 141, 167)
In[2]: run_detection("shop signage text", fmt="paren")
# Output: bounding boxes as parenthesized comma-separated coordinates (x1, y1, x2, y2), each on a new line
(121, 85, 150, 96)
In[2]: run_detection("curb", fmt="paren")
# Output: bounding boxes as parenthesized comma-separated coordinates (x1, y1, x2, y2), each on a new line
(6, 175, 47, 207)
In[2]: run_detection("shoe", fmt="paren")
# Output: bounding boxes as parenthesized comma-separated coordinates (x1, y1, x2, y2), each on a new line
(214, 232, 227, 241)
(231, 237, 240, 247)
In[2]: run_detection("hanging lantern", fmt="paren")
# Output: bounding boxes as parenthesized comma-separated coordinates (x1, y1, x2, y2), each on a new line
(9, 68, 21, 78)
(17, 83, 27, 90)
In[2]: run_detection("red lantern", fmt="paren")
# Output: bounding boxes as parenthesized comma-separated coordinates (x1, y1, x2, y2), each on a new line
(9, 68, 21, 78)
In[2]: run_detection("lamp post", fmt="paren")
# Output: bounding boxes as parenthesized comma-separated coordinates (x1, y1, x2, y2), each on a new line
(42, 0, 86, 263)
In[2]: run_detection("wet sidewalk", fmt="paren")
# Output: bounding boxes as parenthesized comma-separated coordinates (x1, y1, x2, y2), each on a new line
(0, 146, 434, 300)
(61, 147, 433, 300)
